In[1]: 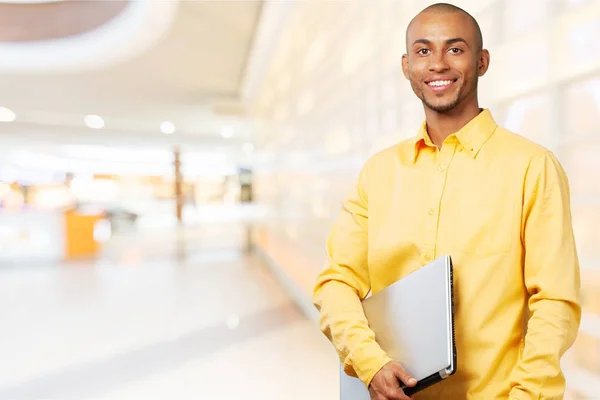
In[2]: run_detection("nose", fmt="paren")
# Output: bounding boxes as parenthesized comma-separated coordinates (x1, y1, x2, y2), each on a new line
(428, 52, 450, 72)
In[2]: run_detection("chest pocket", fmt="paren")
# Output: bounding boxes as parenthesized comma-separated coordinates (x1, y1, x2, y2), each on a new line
(442, 198, 518, 257)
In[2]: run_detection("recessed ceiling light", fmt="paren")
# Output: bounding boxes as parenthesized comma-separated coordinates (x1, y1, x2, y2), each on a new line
(226, 315, 240, 329)
(0, 107, 16, 122)
(84, 114, 104, 129)
(221, 126, 234, 138)
(160, 121, 176, 135)
(243, 143, 254, 153)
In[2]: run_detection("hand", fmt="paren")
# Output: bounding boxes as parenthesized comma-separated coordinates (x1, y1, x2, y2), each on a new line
(368, 361, 417, 400)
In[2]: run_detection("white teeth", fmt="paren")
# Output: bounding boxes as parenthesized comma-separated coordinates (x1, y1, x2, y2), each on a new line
(428, 80, 453, 87)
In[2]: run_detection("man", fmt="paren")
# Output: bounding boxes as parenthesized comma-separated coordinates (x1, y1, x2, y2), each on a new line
(312, 3, 581, 400)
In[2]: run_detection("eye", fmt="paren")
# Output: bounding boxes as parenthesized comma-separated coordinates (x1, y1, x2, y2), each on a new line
(448, 47, 463, 54)
(417, 48, 431, 55)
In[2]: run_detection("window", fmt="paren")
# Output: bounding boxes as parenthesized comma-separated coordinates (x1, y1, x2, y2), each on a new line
(502, 0, 550, 38)
(565, 77, 600, 140)
(563, 0, 597, 9)
(498, 92, 553, 147)
(568, 19, 600, 66)
(561, 76, 600, 197)
(476, 0, 503, 48)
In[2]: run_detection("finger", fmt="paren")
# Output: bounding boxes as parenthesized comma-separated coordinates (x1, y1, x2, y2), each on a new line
(391, 364, 417, 387)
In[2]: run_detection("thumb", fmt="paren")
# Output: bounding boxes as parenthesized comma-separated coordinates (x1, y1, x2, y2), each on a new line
(391, 364, 417, 387)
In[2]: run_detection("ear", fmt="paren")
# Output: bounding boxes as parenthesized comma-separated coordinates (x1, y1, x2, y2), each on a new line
(402, 54, 409, 80)
(477, 49, 490, 77)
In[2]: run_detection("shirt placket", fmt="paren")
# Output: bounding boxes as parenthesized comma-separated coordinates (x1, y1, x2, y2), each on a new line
(421, 143, 457, 265)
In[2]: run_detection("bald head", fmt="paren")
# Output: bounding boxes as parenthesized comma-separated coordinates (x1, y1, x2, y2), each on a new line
(406, 3, 483, 52)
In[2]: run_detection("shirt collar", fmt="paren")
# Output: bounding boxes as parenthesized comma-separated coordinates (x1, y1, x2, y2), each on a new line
(411, 109, 498, 163)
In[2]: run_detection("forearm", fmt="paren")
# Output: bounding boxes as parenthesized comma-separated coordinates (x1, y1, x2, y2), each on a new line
(314, 279, 392, 386)
(508, 298, 580, 399)
(511, 151, 582, 398)
(312, 161, 387, 385)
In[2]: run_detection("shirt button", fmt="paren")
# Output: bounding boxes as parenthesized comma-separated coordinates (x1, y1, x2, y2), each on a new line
(424, 254, 431, 262)
(428, 209, 435, 216)
(437, 165, 446, 172)
(457, 146, 463, 152)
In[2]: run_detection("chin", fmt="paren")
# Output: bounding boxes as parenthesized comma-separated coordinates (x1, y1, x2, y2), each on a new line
(424, 101, 459, 113)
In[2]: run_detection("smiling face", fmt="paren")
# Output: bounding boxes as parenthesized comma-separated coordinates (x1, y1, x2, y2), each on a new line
(402, 10, 489, 114)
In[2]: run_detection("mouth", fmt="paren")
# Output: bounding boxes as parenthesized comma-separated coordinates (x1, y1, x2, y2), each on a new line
(425, 79, 458, 93)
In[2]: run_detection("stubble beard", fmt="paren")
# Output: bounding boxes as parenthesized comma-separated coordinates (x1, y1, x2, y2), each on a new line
(410, 75, 477, 114)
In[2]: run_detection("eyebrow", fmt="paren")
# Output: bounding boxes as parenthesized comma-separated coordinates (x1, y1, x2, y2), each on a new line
(412, 37, 470, 47)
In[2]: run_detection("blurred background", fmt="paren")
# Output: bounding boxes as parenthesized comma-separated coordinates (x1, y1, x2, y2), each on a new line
(0, 0, 598, 399)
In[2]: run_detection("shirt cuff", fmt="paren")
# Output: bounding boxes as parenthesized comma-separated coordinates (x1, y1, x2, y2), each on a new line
(349, 344, 394, 387)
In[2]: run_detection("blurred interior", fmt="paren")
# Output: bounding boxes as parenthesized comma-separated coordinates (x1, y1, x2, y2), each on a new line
(0, 0, 599, 399)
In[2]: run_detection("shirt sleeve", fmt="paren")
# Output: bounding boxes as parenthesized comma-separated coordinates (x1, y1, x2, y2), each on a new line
(508, 151, 582, 399)
(312, 162, 392, 387)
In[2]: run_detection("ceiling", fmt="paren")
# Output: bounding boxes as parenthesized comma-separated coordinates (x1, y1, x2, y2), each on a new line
(0, 1, 130, 42)
(0, 0, 269, 160)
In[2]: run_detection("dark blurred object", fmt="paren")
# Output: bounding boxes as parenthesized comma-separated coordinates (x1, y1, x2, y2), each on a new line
(104, 206, 138, 229)
(239, 168, 253, 203)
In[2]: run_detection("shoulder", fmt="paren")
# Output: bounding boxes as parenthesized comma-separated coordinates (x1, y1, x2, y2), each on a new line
(353, 139, 413, 190)
(492, 126, 568, 184)
(362, 138, 415, 171)
(492, 126, 551, 160)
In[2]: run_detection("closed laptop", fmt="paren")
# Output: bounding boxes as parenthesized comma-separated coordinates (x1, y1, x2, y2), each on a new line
(340, 255, 456, 398)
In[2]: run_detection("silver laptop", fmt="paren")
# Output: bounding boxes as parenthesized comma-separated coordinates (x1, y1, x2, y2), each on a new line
(340, 255, 456, 399)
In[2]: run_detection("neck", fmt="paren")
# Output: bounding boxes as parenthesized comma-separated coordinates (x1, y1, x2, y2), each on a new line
(424, 100, 482, 148)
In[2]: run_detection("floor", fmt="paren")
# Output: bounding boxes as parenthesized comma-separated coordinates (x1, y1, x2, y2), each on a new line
(0, 216, 598, 399)
(0, 221, 339, 400)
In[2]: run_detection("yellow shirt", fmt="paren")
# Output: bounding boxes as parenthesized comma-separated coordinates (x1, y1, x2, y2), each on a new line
(312, 109, 581, 399)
